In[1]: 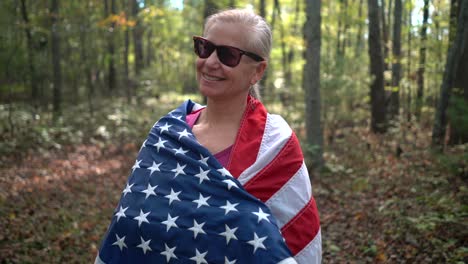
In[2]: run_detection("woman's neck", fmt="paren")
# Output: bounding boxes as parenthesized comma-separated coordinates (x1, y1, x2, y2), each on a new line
(200, 95, 248, 127)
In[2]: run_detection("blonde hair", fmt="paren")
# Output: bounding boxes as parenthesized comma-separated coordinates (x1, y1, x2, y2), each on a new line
(204, 9, 271, 99)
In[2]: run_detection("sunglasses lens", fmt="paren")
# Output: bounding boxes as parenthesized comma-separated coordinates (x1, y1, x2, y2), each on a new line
(218, 46, 241, 67)
(194, 38, 214, 58)
(193, 37, 243, 67)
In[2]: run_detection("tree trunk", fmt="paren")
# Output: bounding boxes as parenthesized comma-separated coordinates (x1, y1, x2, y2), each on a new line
(341, 0, 350, 56)
(304, 0, 324, 172)
(123, 0, 131, 102)
(368, 0, 387, 133)
(355, 0, 364, 58)
(132, 0, 144, 76)
(380, 0, 390, 71)
(432, 0, 468, 148)
(146, 29, 153, 67)
(285, 0, 300, 91)
(406, 1, 413, 122)
(389, 0, 402, 119)
(449, 0, 468, 145)
(204, 0, 218, 20)
(274, 0, 289, 94)
(415, 0, 430, 119)
(20, 0, 39, 112)
(105, 0, 117, 91)
(259, 0, 266, 18)
(51, 0, 62, 120)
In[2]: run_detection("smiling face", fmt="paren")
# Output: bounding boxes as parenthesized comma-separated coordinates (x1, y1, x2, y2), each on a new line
(196, 22, 266, 101)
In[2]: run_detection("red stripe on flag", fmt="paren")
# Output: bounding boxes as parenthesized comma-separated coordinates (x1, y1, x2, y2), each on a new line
(228, 97, 267, 178)
(244, 134, 303, 202)
(281, 197, 321, 255)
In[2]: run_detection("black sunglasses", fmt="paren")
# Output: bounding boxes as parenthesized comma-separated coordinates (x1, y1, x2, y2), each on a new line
(193, 36, 265, 67)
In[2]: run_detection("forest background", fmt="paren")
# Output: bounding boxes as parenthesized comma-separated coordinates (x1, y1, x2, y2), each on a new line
(0, 0, 467, 263)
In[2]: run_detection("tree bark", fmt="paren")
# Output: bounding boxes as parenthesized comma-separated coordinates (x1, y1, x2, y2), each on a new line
(355, 0, 364, 58)
(20, 0, 39, 112)
(415, 0, 430, 119)
(132, 0, 144, 76)
(432, 0, 468, 147)
(203, 0, 218, 20)
(406, 1, 413, 122)
(389, 0, 402, 119)
(146, 29, 154, 67)
(304, 0, 324, 172)
(259, 0, 266, 18)
(380, 0, 390, 71)
(368, 0, 387, 133)
(51, 0, 62, 120)
(105, 0, 117, 91)
(449, 0, 468, 144)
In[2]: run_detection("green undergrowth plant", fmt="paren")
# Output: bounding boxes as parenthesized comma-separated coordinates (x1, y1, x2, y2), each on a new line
(0, 92, 200, 159)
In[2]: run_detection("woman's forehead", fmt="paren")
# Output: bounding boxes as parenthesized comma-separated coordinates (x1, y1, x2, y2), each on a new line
(204, 22, 252, 48)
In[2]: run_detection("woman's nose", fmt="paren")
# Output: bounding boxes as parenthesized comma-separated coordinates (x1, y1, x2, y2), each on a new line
(204, 49, 221, 67)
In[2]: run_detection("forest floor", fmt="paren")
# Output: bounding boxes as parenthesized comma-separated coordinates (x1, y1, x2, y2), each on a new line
(0, 122, 466, 263)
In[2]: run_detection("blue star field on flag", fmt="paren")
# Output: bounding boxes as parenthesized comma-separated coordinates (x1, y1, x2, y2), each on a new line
(96, 100, 294, 264)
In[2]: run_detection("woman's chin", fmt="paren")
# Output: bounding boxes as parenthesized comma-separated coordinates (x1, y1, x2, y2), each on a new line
(199, 87, 224, 98)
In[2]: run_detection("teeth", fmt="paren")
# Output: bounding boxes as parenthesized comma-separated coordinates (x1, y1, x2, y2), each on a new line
(203, 74, 223, 81)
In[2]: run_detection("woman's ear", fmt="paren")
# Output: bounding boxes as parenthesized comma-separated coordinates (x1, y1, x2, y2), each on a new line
(251, 61, 267, 85)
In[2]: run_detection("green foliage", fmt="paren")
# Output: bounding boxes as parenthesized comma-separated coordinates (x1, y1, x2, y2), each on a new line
(0, 92, 192, 156)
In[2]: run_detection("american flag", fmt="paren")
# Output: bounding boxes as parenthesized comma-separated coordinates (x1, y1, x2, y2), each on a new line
(95, 99, 305, 264)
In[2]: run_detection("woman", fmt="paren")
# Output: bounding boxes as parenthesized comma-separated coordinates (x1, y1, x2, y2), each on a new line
(95, 9, 321, 264)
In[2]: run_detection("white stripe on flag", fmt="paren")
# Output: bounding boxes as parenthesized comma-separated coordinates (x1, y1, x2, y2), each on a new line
(238, 114, 292, 185)
(265, 162, 312, 228)
(294, 229, 322, 264)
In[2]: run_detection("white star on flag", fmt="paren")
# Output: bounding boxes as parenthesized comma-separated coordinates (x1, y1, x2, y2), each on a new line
(178, 129, 191, 139)
(188, 219, 206, 239)
(219, 224, 238, 245)
(132, 159, 142, 173)
(165, 188, 181, 205)
(122, 183, 134, 197)
(252, 207, 271, 223)
(217, 168, 232, 177)
(194, 167, 210, 184)
(147, 161, 162, 175)
(141, 183, 158, 199)
(223, 179, 238, 190)
(153, 137, 167, 152)
(199, 154, 209, 167)
(112, 234, 127, 251)
(136, 236, 152, 254)
(220, 201, 239, 215)
(159, 123, 172, 133)
(171, 163, 186, 177)
(172, 115, 183, 120)
(162, 213, 179, 232)
(160, 243, 178, 262)
(173, 147, 189, 155)
(193, 193, 211, 208)
(115, 206, 128, 222)
(134, 209, 150, 227)
(247, 232, 267, 253)
(224, 257, 237, 264)
(140, 139, 147, 150)
(190, 249, 208, 264)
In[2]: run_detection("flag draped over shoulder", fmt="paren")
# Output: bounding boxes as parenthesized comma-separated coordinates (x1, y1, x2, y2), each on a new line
(225, 97, 321, 263)
(95, 98, 301, 264)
